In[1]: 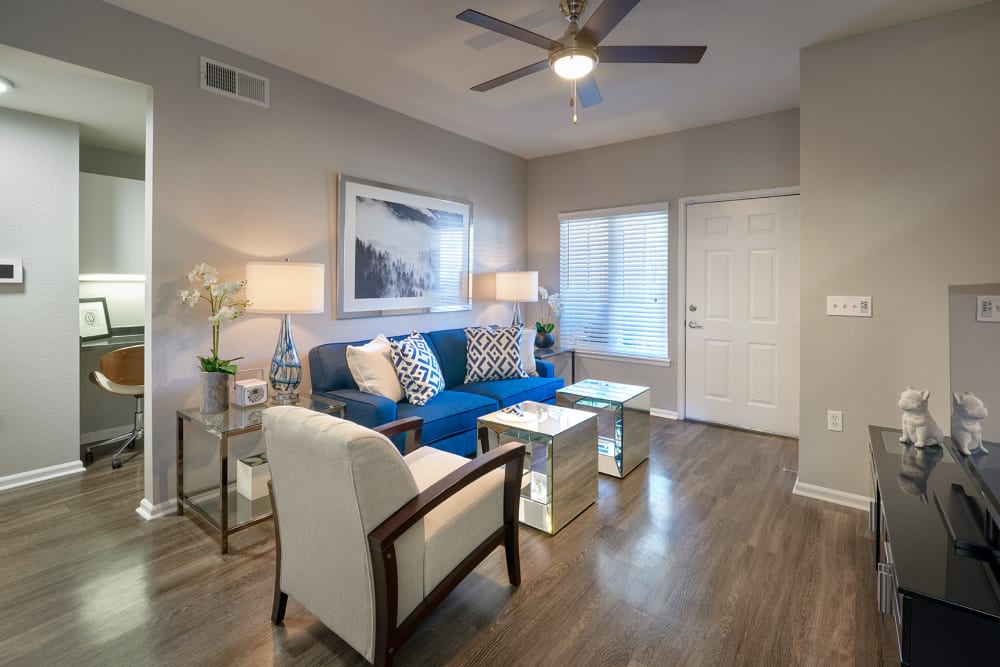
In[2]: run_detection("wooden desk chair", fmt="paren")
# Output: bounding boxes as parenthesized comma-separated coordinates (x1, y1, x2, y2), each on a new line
(86, 344, 144, 469)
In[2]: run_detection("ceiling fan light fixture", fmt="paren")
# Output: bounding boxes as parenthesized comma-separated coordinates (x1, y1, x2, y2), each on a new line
(552, 52, 596, 80)
(0, 76, 14, 94)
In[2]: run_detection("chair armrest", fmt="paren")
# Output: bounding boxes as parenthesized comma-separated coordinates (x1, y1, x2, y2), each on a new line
(312, 390, 397, 428)
(535, 359, 555, 377)
(373, 417, 424, 454)
(369, 441, 525, 551)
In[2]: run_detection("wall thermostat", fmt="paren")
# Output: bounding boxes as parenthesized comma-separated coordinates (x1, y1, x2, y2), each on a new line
(233, 378, 268, 406)
(0, 258, 23, 283)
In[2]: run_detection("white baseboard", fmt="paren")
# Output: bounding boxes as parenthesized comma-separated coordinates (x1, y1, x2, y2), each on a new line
(650, 408, 678, 420)
(136, 497, 177, 521)
(81, 424, 132, 447)
(792, 476, 871, 512)
(0, 460, 85, 492)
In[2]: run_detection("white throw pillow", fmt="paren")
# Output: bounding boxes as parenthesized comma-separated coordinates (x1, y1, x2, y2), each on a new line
(520, 327, 538, 377)
(346, 333, 405, 402)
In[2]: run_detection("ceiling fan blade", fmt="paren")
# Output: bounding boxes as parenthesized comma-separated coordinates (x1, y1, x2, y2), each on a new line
(599, 45, 707, 64)
(580, 0, 642, 45)
(471, 60, 550, 92)
(576, 74, 603, 108)
(456, 9, 560, 51)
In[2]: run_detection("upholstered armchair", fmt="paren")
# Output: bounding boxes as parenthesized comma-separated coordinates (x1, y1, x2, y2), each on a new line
(262, 406, 525, 667)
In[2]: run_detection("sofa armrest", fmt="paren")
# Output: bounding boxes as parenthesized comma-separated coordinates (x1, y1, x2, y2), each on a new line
(312, 390, 397, 428)
(373, 417, 424, 455)
(535, 359, 555, 378)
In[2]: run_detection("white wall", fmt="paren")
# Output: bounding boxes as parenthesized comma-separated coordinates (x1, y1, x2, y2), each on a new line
(0, 0, 527, 508)
(799, 3, 1000, 498)
(0, 107, 82, 483)
(526, 109, 800, 412)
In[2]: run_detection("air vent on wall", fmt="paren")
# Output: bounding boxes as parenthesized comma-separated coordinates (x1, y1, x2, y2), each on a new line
(199, 56, 269, 108)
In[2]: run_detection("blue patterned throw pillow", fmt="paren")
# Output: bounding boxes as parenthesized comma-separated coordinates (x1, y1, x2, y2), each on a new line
(389, 333, 445, 406)
(464, 326, 528, 384)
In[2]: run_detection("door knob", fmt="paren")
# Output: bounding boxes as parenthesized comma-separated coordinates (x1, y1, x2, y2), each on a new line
(688, 320, 703, 329)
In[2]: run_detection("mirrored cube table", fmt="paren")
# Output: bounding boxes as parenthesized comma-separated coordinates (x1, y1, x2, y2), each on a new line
(477, 401, 597, 535)
(176, 396, 345, 553)
(557, 379, 650, 478)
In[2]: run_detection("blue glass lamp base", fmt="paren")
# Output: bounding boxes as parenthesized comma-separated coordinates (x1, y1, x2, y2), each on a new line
(270, 313, 303, 403)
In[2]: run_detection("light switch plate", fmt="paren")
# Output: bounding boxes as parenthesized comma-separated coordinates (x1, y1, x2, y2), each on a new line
(0, 258, 23, 283)
(977, 296, 1000, 322)
(827, 296, 872, 317)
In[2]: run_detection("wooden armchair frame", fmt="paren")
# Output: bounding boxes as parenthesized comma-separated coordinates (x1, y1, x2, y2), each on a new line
(269, 416, 525, 667)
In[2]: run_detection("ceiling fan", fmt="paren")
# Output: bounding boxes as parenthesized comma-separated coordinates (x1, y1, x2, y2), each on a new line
(457, 0, 707, 120)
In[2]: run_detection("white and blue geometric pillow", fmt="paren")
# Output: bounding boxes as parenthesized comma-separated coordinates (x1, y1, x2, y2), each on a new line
(464, 326, 528, 384)
(389, 333, 446, 406)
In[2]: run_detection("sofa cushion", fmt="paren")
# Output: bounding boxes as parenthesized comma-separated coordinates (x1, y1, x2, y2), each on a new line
(464, 326, 527, 384)
(519, 328, 537, 376)
(396, 390, 497, 446)
(453, 375, 565, 408)
(346, 333, 405, 402)
(422, 328, 469, 389)
(390, 333, 445, 406)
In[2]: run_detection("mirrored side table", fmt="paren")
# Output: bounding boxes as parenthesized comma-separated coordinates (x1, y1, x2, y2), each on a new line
(176, 397, 345, 553)
(557, 379, 650, 478)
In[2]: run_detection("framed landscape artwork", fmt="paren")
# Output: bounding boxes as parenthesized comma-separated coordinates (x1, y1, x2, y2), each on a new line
(336, 174, 473, 319)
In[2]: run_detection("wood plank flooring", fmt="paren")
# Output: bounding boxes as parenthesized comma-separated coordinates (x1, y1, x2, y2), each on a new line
(0, 419, 894, 665)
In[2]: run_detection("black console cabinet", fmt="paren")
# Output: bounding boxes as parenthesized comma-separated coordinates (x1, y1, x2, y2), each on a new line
(868, 425, 1000, 665)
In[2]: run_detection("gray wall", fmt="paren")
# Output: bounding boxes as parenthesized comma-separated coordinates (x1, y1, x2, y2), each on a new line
(799, 3, 1000, 498)
(0, 108, 81, 478)
(949, 285, 1000, 443)
(0, 0, 527, 507)
(525, 109, 800, 413)
(80, 145, 144, 179)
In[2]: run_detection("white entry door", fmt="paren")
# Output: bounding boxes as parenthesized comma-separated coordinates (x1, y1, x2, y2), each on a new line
(684, 195, 800, 436)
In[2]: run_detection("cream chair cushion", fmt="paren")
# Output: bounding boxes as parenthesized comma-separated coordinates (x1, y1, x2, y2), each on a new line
(404, 447, 505, 594)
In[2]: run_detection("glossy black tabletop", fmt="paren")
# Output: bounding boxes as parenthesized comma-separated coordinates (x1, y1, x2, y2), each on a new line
(869, 425, 1000, 619)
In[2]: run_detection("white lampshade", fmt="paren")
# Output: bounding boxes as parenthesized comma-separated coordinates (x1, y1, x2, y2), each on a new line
(495, 271, 538, 302)
(245, 261, 325, 314)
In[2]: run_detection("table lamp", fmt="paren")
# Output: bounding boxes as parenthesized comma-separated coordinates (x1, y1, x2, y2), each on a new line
(245, 261, 325, 403)
(495, 271, 538, 327)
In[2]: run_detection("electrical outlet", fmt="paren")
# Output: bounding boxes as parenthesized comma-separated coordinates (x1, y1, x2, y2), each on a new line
(827, 296, 872, 317)
(827, 410, 843, 432)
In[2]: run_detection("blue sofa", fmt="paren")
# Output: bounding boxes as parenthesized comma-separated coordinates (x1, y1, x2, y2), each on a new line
(308, 328, 564, 456)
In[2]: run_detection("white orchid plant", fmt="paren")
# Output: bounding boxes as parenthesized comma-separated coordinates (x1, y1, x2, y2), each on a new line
(179, 262, 251, 375)
(535, 286, 564, 334)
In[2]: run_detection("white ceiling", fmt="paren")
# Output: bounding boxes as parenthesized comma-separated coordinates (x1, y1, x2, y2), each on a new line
(0, 44, 148, 154)
(100, 0, 986, 158)
(5, 1, 987, 159)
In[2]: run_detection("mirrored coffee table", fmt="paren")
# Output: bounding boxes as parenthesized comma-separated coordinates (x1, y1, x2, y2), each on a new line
(557, 379, 650, 478)
(478, 401, 597, 535)
(176, 396, 345, 553)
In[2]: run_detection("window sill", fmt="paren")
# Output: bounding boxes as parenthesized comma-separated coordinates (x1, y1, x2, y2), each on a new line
(573, 350, 671, 368)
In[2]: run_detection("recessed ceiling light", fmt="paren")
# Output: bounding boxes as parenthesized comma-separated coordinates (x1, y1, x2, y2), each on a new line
(0, 76, 14, 94)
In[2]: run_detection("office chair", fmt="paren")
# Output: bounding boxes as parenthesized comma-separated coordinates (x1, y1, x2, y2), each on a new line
(85, 344, 144, 469)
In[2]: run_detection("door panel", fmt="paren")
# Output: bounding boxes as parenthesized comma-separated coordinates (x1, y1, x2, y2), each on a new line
(685, 195, 800, 436)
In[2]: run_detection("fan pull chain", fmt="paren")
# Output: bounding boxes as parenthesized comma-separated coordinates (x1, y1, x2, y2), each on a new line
(570, 79, 578, 124)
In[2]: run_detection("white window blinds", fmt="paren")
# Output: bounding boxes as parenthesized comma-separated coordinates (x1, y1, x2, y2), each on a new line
(559, 203, 669, 362)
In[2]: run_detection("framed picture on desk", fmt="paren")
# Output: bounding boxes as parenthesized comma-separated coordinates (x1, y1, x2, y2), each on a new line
(79, 297, 112, 341)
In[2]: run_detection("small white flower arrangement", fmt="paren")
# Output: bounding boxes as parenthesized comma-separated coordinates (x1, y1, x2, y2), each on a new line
(535, 286, 564, 334)
(179, 262, 251, 375)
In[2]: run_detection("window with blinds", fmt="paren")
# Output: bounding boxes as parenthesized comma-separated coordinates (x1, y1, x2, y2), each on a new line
(559, 203, 669, 362)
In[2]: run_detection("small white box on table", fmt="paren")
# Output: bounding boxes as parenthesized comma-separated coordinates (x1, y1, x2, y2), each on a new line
(237, 452, 270, 500)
